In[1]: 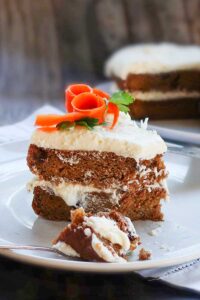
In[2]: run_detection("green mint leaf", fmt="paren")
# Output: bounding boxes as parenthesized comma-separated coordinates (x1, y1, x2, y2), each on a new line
(57, 118, 106, 131)
(118, 104, 130, 113)
(76, 118, 99, 130)
(75, 120, 92, 130)
(56, 121, 75, 130)
(109, 91, 134, 113)
(110, 91, 133, 105)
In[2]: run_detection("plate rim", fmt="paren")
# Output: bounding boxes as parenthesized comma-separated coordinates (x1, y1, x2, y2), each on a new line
(1, 243, 200, 273)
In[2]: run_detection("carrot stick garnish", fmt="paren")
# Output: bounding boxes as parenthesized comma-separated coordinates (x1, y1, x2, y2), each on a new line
(35, 112, 85, 126)
(107, 102, 119, 129)
(35, 85, 123, 130)
(65, 84, 92, 112)
(38, 127, 58, 133)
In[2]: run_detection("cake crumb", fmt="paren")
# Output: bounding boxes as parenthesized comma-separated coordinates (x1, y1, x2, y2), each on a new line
(148, 227, 162, 236)
(139, 248, 151, 260)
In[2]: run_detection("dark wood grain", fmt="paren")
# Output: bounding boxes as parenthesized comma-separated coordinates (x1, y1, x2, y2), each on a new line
(0, 0, 199, 99)
(183, 0, 200, 44)
(87, 0, 129, 75)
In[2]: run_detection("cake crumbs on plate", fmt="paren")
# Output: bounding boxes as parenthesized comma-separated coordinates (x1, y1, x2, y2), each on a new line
(139, 248, 151, 260)
(148, 227, 162, 236)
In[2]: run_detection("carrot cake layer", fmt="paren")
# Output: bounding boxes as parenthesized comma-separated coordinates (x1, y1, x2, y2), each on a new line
(27, 146, 166, 189)
(30, 183, 166, 221)
(129, 96, 200, 120)
(113, 70, 200, 92)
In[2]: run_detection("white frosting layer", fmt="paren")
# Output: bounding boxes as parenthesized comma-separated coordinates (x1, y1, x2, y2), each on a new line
(91, 234, 126, 263)
(84, 228, 92, 237)
(146, 179, 167, 193)
(27, 177, 121, 207)
(124, 216, 137, 236)
(131, 90, 200, 101)
(53, 241, 80, 257)
(84, 216, 131, 253)
(31, 112, 167, 160)
(28, 174, 168, 209)
(105, 43, 200, 79)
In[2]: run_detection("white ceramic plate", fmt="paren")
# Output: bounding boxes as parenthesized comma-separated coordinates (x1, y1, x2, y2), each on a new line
(0, 144, 200, 273)
(97, 82, 200, 146)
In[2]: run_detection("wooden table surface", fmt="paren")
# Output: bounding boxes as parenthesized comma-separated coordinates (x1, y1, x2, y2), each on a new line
(1, 255, 200, 300)
(1, 94, 200, 300)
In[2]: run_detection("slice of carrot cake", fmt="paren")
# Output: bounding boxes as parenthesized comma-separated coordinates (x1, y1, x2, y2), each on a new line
(105, 43, 200, 119)
(52, 208, 139, 262)
(27, 84, 168, 221)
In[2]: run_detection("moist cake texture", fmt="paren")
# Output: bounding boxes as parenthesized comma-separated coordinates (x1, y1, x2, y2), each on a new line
(27, 112, 168, 221)
(105, 43, 200, 119)
(52, 208, 139, 262)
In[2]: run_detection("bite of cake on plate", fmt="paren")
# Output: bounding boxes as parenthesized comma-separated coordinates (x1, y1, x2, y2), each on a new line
(53, 208, 139, 262)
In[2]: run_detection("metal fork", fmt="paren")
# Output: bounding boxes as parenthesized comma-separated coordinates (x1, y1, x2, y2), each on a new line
(0, 244, 74, 259)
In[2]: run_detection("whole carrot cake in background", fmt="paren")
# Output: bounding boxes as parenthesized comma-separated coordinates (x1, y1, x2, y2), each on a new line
(53, 208, 139, 262)
(105, 43, 200, 120)
(27, 84, 168, 222)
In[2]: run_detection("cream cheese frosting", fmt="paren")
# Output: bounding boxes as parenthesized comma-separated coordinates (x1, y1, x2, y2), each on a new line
(84, 215, 132, 253)
(130, 90, 200, 101)
(27, 177, 122, 207)
(31, 112, 167, 160)
(53, 241, 80, 257)
(105, 43, 200, 79)
(27, 176, 168, 209)
(91, 234, 126, 263)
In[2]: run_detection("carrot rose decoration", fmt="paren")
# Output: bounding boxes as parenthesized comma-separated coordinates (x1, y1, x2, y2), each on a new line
(71, 92, 106, 123)
(65, 84, 92, 112)
(35, 84, 134, 131)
